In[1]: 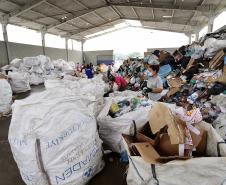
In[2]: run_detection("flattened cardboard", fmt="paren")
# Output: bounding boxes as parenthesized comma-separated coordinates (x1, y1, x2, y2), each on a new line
(209, 49, 225, 69)
(167, 77, 183, 88)
(186, 58, 198, 70)
(134, 143, 160, 164)
(167, 87, 180, 97)
(205, 73, 226, 85)
(136, 133, 156, 146)
(159, 51, 170, 62)
(190, 125, 207, 156)
(149, 103, 185, 144)
(144, 52, 152, 57)
(196, 130, 207, 156)
(158, 134, 179, 156)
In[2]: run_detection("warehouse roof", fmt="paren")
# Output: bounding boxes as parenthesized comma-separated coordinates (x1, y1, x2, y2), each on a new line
(0, 0, 225, 41)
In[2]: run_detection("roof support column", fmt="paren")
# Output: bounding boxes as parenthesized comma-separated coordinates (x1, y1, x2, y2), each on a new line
(185, 33, 192, 44)
(207, 17, 214, 33)
(194, 29, 199, 42)
(41, 31, 46, 55)
(65, 37, 69, 61)
(2, 23, 10, 64)
(81, 40, 85, 64)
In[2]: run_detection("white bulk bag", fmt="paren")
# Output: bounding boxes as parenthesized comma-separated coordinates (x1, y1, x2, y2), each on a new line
(8, 71, 31, 93)
(97, 97, 154, 152)
(23, 57, 40, 67)
(0, 79, 12, 114)
(10, 58, 23, 68)
(214, 114, 226, 140)
(124, 122, 226, 185)
(29, 73, 44, 85)
(30, 66, 44, 74)
(8, 89, 104, 185)
(109, 90, 141, 98)
(37, 55, 54, 71)
(44, 79, 105, 117)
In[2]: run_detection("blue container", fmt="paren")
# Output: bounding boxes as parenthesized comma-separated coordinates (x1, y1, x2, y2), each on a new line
(224, 56, 226, 65)
(158, 64, 172, 79)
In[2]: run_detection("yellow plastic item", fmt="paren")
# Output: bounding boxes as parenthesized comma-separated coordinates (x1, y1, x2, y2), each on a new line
(110, 103, 120, 113)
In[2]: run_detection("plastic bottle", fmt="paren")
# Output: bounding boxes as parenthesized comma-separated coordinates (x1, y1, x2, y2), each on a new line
(187, 92, 199, 104)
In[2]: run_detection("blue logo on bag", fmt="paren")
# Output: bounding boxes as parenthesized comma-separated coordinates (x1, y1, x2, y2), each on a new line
(83, 167, 93, 179)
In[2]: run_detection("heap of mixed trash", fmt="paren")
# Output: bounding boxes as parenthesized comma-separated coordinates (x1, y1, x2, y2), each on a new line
(107, 30, 226, 141)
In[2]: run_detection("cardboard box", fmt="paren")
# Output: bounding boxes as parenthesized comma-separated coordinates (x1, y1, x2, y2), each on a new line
(185, 58, 198, 70)
(134, 142, 160, 163)
(144, 52, 152, 57)
(190, 125, 207, 156)
(166, 87, 180, 97)
(133, 142, 190, 164)
(205, 73, 226, 85)
(167, 77, 183, 88)
(159, 51, 170, 62)
(149, 103, 185, 145)
(123, 103, 207, 164)
(123, 125, 207, 164)
(209, 49, 226, 69)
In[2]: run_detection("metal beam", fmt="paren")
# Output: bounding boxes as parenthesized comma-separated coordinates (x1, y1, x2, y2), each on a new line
(122, 17, 197, 27)
(70, 16, 193, 37)
(110, 6, 123, 18)
(110, 3, 210, 12)
(2, 23, 10, 64)
(44, 1, 70, 14)
(104, 0, 122, 18)
(151, 8, 155, 19)
(93, 11, 108, 22)
(72, 0, 89, 9)
(14, 0, 81, 32)
(169, 10, 175, 31)
(151, 8, 156, 28)
(200, 0, 206, 6)
(65, 38, 69, 61)
(132, 25, 189, 34)
(3, 1, 60, 22)
(41, 31, 46, 55)
(79, 17, 95, 26)
(67, 18, 120, 36)
(85, 26, 129, 40)
(131, 7, 139, 18)
(81, 40, 85, 64)
(185, 0, 207, 30)
(5, 0, 46, 19)
(46, 5, 108, 30)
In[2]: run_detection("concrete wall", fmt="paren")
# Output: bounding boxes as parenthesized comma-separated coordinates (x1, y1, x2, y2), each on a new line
(147, 48, 178, 54)
(0, 41, 82, 67)
(84, 50, 113, 65)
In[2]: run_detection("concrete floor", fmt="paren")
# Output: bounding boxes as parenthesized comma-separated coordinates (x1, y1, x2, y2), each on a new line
(0, 85, 127, 185)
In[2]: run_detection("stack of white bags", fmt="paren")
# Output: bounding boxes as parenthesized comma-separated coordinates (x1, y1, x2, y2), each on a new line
(0, 78, 12, 115)
(1, 55, 78, 93)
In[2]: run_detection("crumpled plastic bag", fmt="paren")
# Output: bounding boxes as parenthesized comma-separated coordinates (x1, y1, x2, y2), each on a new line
(204, 38, 226, 58)
(174, 107, 203, 124)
